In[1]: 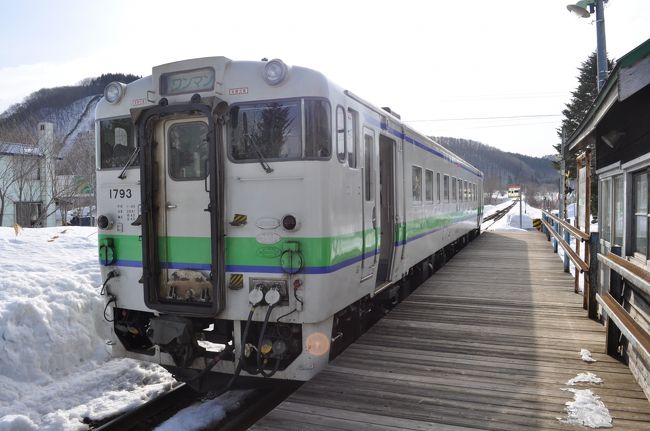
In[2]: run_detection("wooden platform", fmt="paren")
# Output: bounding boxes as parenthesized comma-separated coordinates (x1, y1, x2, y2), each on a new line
(251, 232, 650, 430)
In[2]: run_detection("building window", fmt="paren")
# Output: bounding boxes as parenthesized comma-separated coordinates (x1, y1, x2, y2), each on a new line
(425, 169, 433, 202)
(613, 175, 624, 247)
(412, 166, 422, 203)
(336, 106, 346, 163)
(601, 179, 611, 242)
(633, 171, 648, 256)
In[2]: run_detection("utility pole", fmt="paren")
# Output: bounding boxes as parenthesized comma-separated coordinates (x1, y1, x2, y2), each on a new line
(560, 127, 566, 219)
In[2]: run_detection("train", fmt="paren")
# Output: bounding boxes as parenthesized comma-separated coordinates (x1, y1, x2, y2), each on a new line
(95, 57, 483, 389)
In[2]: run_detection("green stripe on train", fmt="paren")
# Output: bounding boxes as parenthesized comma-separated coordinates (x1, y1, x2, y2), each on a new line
(99, 209, 477, 266)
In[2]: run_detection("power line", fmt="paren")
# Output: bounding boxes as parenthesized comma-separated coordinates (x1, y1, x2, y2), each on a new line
(404, 114, 562, 122)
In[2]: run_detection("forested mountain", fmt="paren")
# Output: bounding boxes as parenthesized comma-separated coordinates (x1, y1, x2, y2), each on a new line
(433, 136, 558, 189)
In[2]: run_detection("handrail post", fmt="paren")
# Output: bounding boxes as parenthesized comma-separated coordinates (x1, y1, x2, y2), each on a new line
(563, 228, 570, 273)
(587, 232, 599, 320)
(552, 220, 558, 253)
(606, 246, 623, 357)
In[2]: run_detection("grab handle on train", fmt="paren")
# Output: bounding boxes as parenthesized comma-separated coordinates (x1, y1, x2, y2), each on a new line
(204, 159, 210, 192)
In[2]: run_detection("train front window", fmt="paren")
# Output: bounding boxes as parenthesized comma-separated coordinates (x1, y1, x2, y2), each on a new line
(100, 118, 136, 169)
(229, 99, 330, 162)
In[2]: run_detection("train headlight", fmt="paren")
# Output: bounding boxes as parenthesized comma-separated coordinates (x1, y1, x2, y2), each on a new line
(104, 82, 126, 104)
(263, 59, 288, 86)
(282, 214, 298, 231)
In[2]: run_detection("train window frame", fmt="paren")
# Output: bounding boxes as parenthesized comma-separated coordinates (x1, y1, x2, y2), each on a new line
(99, 117, 137, 170)
(436, 173, 441, 202)
(443, 175, 450, 202)
(227, 97, 331, 164)
(363, 131, 374, 202)
(167, 121, 209, 181)
(425, 169, 434, 203)
(336, 105, 346, 164)
(412, 165, 422, 204)
(452, 177, 457, 201)
(463, 180, 468, 202)
(347, 108, 359, 169)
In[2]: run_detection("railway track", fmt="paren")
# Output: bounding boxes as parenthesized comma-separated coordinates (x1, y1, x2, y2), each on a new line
(481, 200, 517, 231)
(88, 379, 300, 431)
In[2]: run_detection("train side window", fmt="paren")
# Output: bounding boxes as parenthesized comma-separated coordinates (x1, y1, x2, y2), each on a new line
(364, 132, 374, 201)
(347, 109, 358, 168)
(437, 173, 441, 202)
(443, 175, 450, 202)
(336, 106, 346, 163)
(425, 169, 434, 203)
(304, 99, 331, 158)
(464, 181, 468, 201)
(452, 177, 457, 201)
(100, 117, 136, 169)
(412, 166, 422, 204)
(168, 122, 208, 180)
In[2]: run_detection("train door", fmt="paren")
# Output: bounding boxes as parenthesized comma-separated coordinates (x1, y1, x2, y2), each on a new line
(157, 118, 213, 300)
(360, 127, 378, 281)
(376, 135, 396, 285)
(139, 105, 225, 316)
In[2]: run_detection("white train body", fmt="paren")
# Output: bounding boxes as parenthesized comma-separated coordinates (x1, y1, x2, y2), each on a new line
(95, 57, 483, 383)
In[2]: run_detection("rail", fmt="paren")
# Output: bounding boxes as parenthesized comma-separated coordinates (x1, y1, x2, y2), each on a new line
(540, 210, 598, 320)
(597, 251, 650, 360)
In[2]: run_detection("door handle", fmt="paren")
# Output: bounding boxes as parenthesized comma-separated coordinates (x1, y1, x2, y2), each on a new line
(166, 203, 177, 209)
(372, 207, 377, 228)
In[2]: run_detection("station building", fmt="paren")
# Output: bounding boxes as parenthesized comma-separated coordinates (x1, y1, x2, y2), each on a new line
(566, 38, 650, 398)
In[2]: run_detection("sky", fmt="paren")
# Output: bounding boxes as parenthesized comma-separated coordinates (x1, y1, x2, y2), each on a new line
(0, 0, 648, 157)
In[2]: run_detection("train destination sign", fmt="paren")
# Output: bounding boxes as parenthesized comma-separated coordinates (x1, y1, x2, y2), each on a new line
(160, 67, 215, 95)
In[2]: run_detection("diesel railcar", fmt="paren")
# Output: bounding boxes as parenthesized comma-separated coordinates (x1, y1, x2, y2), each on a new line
(95, 57, 483, 387)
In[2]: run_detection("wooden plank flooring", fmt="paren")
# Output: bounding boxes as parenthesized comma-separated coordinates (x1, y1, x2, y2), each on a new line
(251, 232, 650, 430)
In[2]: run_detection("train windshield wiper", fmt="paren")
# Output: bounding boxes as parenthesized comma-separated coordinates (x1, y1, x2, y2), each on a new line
(242, 112, 273, 174)
(118, 146, 141, 179)
(245, 134, 273, 174)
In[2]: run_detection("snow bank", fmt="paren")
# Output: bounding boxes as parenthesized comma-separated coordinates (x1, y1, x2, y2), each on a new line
(0, 227, 176, 430)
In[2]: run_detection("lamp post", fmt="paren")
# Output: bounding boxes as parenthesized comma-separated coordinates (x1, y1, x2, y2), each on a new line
(567, 0, 608, 91)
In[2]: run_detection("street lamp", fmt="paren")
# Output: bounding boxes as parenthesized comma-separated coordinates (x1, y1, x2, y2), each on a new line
(567, 0, 608, 91)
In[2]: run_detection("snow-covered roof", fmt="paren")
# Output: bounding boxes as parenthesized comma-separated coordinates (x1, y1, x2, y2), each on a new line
(0, 141, 43, 157)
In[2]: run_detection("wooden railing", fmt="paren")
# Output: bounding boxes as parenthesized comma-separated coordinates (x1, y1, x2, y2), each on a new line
(541, 210, 598, 319)
(597, 252, 650, 359)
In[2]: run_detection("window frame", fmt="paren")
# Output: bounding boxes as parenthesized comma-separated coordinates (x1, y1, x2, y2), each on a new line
(412, 165, 423, 204)
(425, 169, 434, 203)
(167, 121, 209, 182)
(336, 105, 346, 163)
(227, 97, 332, 164)
(347, 108, 359, 169)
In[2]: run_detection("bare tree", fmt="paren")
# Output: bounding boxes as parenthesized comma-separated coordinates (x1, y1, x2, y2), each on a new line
(0, 145, 19, 225)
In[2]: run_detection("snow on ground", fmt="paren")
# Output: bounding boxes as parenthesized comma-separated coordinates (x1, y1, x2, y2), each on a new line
(485, 199, 542, 232)
(154, 390, 252, 431)
(559, 389, 613, 428)
(567, 372, 604, 386)
(0, 226, 177, 431)
(581, 349, 597, 363)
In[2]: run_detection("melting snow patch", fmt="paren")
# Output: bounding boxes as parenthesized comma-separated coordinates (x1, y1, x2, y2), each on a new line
(581, 349, 597, 363)
(559, 389, 612, 428)
(154, 390, 253, 431)
(567, 372, 603, 386)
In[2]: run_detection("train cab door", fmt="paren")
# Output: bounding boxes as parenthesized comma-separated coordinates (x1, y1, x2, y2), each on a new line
(360, 127, 378, 282)
(157, 118, 213, 301)
(140, 107, 225, 317)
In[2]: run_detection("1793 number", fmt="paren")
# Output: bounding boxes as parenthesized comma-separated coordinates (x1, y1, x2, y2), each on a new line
(109, 188, 132, 199)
